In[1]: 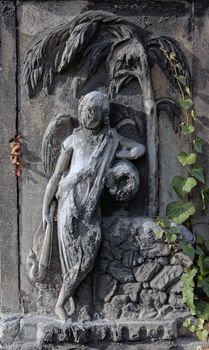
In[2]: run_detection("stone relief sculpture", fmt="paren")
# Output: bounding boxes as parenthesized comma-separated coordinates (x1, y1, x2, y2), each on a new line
(23, 10, 190, 217)
(28, 91, 145, 320)
(22, 9, 194, 343)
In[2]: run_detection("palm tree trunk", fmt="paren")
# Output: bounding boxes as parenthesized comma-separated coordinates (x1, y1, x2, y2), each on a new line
(139, 71, 158, 217)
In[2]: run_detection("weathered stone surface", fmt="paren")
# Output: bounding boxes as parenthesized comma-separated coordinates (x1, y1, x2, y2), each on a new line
(97, 274, 118, 303)
(171, 252, 193, 268)
(121, 302, 140, 319)
(134, 260, 161, 282)
(99, 258, 109, 273)
(0, 315, 21, 347)
(0, 2, 202, 348)
(0, 2, 19, 313)
(118, 282, 141, 295)
(104, 295, 129, 319)
(169, 294, 185, 310)
(108, 261, 134, 283)
(150, 266, 183, 291)
(140, 290, 167, 309)
(169, 280, 184, 294)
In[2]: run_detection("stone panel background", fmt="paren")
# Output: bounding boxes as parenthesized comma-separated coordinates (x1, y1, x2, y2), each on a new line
(1, 0, 209, 315)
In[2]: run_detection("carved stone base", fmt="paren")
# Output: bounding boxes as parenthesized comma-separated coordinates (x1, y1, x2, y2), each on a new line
(0, 314, 205, 350)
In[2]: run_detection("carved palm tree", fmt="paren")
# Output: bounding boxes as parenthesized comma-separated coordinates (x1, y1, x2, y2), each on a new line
(23, 10, 190, 217)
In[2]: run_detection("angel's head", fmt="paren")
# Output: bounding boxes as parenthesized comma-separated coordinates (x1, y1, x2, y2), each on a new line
(78, 91, 110, 129)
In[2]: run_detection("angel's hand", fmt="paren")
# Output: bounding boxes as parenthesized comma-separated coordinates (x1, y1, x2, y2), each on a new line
(130, 145, 145, 159)
(42, 210, 52, 231)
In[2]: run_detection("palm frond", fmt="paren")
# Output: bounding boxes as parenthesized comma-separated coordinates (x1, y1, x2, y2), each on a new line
(23, 11, 138, 96)
(156, 98, 181, 133)
(145, 36, 191, 88)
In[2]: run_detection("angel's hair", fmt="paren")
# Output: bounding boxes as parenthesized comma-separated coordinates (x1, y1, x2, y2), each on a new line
(78, 91, 110, 128)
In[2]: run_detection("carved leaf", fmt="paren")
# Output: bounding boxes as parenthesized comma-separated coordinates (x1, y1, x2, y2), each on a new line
(156, 98, 181, 133)
(145, 36, 191, 89)
(23, 11, 138, 96)
(58, 22, 98, 73)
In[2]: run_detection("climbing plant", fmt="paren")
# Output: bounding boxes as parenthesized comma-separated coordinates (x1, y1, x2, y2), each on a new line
(157, 48, 209, 341)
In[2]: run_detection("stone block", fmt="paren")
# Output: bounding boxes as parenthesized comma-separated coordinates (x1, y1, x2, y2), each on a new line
(150, 265, 183, 291)
(108, 261, 134, 283)
(134, 259, 161, 282)
(97, 274, 118, 302)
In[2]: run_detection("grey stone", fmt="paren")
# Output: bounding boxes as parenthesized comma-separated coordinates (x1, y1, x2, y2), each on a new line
(104, 295, 130, 319)
(134, 260, 161, 282)
(158, 257, 169, 265)
(150, 265, 183, 291)
(108, 261, 134, 283)
(122, 251, 134, 267)
(0, 315, 21, 346)
(141, 243, 170, 258)
(99, 258, 109, 273)
(138, 307, 158, 319)
(0, 5, 19, 314)
(169, 280, 184, 294)
(129, 292, 138, 303)
(134, 254, 145, 265)
(100, 240, 114, 261)
(121, 302, 140, 319)
(118, 282, 141, 295)
(171, 252, 193, 268)
(169, 293, 185, 309)
(113, 247, 124, 261)
(140, 290, 167, 309)
(97, 274, 118, 303)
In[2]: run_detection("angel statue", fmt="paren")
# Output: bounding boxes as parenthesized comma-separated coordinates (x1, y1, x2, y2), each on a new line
(27, 91, 145, 320)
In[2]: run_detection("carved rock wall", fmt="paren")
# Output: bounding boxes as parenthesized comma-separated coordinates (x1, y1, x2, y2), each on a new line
(1, 1, 209, 349)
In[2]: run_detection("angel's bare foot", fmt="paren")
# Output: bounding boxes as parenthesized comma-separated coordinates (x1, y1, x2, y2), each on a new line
(55, 304, 68, 321)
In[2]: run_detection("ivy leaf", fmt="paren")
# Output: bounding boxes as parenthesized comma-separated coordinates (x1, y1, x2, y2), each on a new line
(180, 240, 195, 261)
(199, 277, 209, 297)
(156, 229, 164, 239)
(185, 86, 191, 96)
(196, 235, 204, 245)
(181, 268, 197, 315)
(193, 138, 203, 154)
(198, 256, 209, 276)
(175, 74, 186, 86)
(190, 166, 204, 184)
(166, 201, 196, 224)
(196, 299, 209, 321)
(201, 188, 209, 210)
(176, 62, 183, 70)
(172, 176, 197, 199)
(178, 152, 196, 166)
(196, 245, 205, 256)
(169, 52, 176, 60)
(180, 122, 194, 134)
(191, 109, 197, 120)
(179, 98, 193, 109)
(197, 329, 208, 342)
(182, 177, 197, 193)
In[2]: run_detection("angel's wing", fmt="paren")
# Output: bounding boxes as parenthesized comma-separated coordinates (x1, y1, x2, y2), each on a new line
(42, 113, 74, 177)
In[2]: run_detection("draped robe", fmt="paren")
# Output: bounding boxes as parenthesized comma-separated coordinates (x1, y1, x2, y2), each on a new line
(55, 127, 119, 298)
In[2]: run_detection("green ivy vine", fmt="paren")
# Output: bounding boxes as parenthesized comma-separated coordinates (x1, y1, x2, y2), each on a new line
(157, 49, 209, 341)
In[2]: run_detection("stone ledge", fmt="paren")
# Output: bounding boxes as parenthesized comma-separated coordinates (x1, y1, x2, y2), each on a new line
(0, 314, 179, 347)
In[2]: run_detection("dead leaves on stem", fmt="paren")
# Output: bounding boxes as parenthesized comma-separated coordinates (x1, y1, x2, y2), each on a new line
(9, 133, 23, 177)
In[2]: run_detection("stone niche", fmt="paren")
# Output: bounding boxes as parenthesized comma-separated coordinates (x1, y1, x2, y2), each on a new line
(1, 1, 209, 350)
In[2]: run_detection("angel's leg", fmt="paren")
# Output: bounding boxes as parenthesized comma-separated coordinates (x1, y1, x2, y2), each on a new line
(55, 285, 68, 320)
(55, 274, 78, 320)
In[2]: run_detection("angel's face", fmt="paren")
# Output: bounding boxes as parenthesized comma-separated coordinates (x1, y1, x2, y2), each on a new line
(81, 104, 102, 129)
(78, 91, 109, 129)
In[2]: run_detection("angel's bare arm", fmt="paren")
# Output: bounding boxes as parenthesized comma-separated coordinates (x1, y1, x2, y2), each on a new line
(42, 136, 73, 227)
(116, 134, 145, 160)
